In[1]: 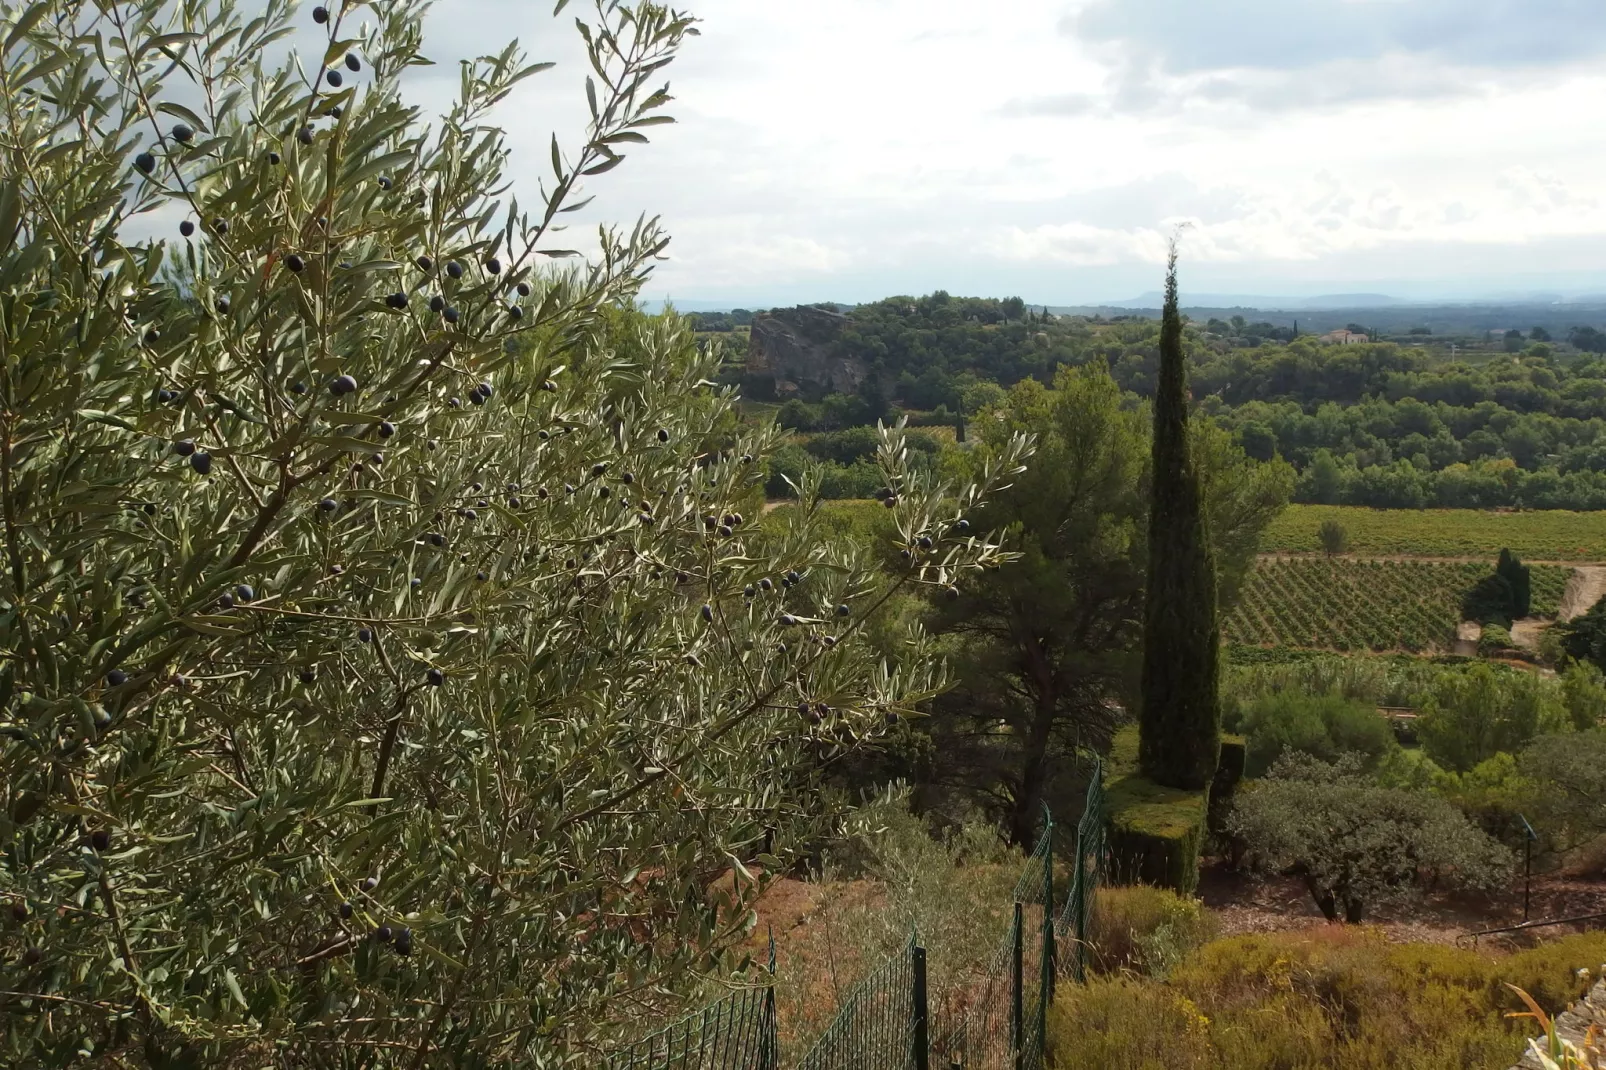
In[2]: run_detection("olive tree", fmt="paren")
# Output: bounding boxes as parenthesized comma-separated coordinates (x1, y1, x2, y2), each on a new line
(0, 1, 1027, 1065)
(1228, 752, 1512, 923)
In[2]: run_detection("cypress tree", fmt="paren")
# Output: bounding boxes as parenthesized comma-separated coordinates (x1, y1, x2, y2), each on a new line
(1138, 249, 1223, 790)
(1497, 548, 1532, 619)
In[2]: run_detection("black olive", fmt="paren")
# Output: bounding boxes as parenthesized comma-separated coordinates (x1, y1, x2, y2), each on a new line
(179, 220, 195, 237)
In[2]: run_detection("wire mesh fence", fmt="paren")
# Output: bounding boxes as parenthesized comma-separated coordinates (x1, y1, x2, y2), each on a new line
(602, 941, 779, 1070)
(602, 754, 1106, 1070)
(1055, 757, 1107, 984)
(792, 932, 921, 1070)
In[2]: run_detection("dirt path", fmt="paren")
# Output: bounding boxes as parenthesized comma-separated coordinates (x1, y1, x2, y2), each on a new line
(1510, 617, 1548, 651)
(1560, 566, 1606, 622)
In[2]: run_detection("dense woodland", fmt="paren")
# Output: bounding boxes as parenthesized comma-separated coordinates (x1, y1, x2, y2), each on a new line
(735, 295, 1606, 510)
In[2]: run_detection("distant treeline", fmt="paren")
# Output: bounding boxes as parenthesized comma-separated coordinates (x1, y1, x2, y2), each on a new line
(751, 294, 1606, 510)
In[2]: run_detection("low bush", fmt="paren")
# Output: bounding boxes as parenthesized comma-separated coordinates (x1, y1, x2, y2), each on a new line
(1047, 927, 1606, 1070)
(1479, 621, 1515, 656)
(1085, 886, 1218, 978)
(1228, 691, 1397, 776)
(1228, 753, 1512, 923)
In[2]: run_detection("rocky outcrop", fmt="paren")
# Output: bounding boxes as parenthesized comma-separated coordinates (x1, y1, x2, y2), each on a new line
(745, 306, 866, 399)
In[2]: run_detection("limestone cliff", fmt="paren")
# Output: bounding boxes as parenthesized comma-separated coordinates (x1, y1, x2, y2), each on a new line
(745, 306, 867, 399)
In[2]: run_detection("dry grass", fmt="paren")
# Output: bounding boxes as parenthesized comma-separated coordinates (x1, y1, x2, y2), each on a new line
(741, 793, 1022, 1062)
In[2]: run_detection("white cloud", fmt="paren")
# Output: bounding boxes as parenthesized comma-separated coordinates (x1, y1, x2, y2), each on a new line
(392, 0, 1606, 304)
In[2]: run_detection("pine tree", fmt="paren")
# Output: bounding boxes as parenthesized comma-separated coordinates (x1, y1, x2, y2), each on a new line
(1138, 249, 1223, 790)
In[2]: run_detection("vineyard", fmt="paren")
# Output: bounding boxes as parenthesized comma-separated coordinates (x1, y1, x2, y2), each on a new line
(1225, 559, 1571, 653)
(1262, 505, 1606, 560)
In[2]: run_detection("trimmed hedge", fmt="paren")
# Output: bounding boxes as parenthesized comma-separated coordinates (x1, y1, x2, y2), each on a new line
(1106, 727, 1209, 894)
(1207, 733, 1246, 840)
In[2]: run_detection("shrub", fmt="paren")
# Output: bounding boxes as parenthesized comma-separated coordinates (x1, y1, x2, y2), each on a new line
(1560, 662, 1606, 731)
(1419, 662, 1564, 772)
(1560, 597, 1606, 673)
(1521, 729, 1606, 851)
(1480, 621, 1516, 656)
(1433, 751, 1539, 845)
(1085, 885, 1217, 978)
(1047, 927, 1606, 1070)
(1232, 691, 1397, 776)
(1318, 517, 1349, 555)
(1228, 753, 1513, 923)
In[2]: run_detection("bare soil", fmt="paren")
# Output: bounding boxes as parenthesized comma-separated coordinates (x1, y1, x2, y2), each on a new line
(1560, 566, 1606, 622)
(1197, 858, 1606, 950)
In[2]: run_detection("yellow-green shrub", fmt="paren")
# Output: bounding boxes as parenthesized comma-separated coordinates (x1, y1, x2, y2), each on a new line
(1085, 886, 1217, 977)
(1048, 927, 1606, 1070)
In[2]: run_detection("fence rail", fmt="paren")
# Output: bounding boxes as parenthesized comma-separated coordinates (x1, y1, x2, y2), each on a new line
(602, 754, 1106, 1070)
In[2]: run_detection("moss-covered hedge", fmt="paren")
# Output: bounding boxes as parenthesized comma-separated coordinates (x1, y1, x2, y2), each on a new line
(1207, 734, 1245, 840)
(1105, 727, 1210, 894)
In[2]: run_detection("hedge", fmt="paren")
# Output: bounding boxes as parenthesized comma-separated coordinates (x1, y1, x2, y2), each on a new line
(1105, 727, 1210, 894)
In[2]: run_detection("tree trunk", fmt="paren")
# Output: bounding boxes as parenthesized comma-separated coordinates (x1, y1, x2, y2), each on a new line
(1343, 897, 1365, 924)
(1302, 873, 1339, 922)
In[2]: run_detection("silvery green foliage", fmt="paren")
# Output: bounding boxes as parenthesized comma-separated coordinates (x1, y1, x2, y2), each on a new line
(1228, 752, 1513, 925)
(0, 0, 1029, 1064)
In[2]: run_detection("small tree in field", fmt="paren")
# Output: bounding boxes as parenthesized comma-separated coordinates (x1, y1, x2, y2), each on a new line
(1229, 752, 1512, 923)
(0, 1, 1026, 1064)
(1317, 517, 1348, 556)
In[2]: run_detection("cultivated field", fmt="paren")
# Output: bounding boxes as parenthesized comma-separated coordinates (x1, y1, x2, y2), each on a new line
(1225, 558, 1570, 653)
(1261, 505, 1606, 560)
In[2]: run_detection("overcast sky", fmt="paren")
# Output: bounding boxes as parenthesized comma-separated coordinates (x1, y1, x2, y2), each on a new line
(410, 0, 1606, 306)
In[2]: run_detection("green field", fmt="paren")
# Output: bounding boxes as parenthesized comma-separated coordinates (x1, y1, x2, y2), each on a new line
(1261, 505, 1606, 560)
(1225, 558, 1570, 653)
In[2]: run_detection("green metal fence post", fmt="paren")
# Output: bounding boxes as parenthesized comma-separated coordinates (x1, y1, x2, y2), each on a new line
(1072, 821, 1086, 983)
(1043, 809, 1056, 1006)
(1012, 900, 1024, 1070)
(764, 928, 778, 1069)
(913, 943, 929, 1070)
